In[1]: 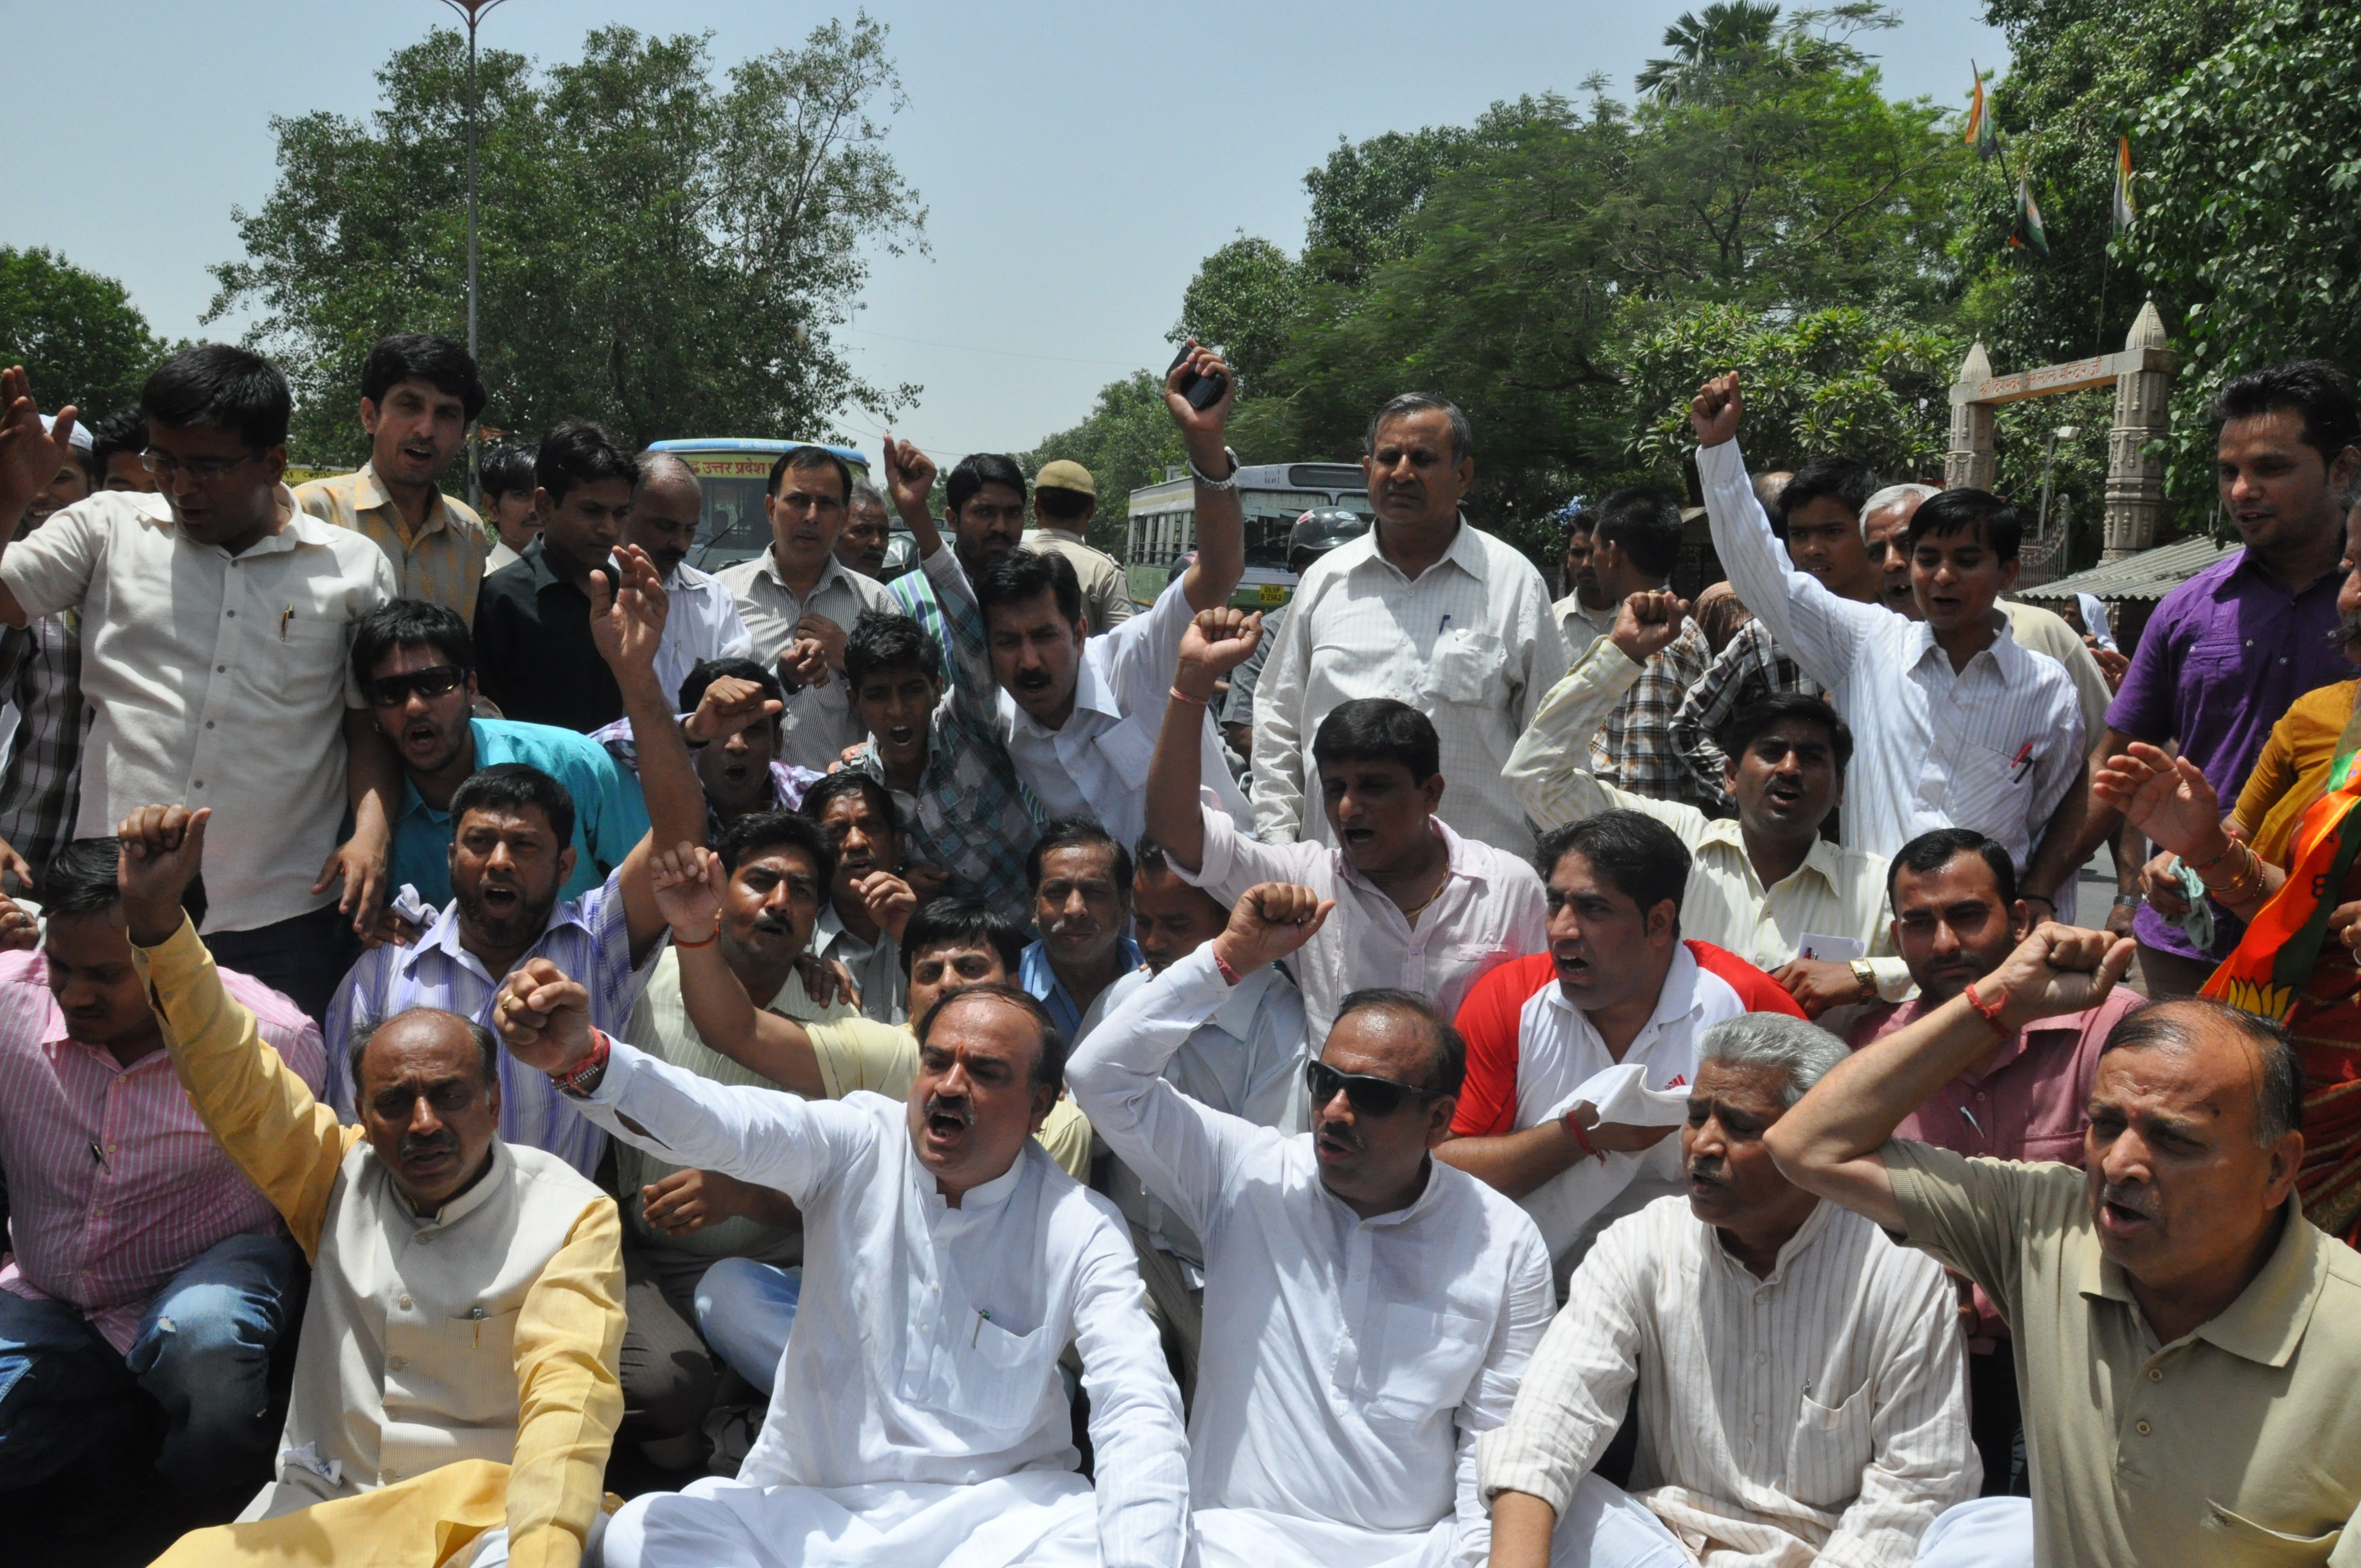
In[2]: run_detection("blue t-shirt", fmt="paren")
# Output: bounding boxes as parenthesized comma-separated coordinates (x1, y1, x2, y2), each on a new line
(390, 718, 650, 908)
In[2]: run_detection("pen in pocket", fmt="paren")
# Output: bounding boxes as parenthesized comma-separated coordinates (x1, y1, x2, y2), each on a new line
(2009, 742, 2034, 782)
(279, 605, 295, 641)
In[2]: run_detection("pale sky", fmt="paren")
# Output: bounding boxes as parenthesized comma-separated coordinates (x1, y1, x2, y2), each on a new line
(3, 1, 2004, 462)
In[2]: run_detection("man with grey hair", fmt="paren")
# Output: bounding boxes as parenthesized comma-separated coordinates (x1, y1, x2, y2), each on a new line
(836, 476, 893, 579)
(1252, 391, 1567, 856)
(1482, 1010, 1977, 1567)
(1767, 923, 2361, 1566)
(629, 452, 754, 704)
(1862, 483, 1942, 619)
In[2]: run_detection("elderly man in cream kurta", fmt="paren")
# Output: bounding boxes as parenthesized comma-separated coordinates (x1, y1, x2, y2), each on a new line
(119, 806, 624, 1568)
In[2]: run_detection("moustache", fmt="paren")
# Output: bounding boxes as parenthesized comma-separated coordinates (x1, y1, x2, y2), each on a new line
(1316, 1116, 1362, 1152)
(1046, 917, 1100, 938)
(924, 1094, 973, 1128)
(1014, 669, 1053, 692)
(2098, 1180, 2157, 1219)
(749, 913, 793, 936)
(400, 1131, 458, 1161)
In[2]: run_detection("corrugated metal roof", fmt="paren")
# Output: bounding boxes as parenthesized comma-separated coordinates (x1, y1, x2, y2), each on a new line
(2015, 535, 2237, 603)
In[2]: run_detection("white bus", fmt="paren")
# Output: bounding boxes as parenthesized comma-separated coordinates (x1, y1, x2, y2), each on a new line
(1125, 461, 1372, 609)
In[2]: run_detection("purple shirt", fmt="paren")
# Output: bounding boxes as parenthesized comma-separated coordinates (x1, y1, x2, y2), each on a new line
(2106, 547, 2346, 960)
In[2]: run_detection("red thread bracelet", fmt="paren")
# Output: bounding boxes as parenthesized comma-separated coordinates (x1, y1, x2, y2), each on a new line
(1210, 946, 1244, 986)
(1961, 981, 2010, 1038)
(1563, 1107, 1603, 1161)
(1168, 685, 1211, 707)
(557, 1028, 612, 1096)
(673, 925, 719, 949)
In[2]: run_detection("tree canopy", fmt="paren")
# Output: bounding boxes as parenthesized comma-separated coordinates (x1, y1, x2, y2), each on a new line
(210, 15, 924, 464)
(0, 247, 167, 421)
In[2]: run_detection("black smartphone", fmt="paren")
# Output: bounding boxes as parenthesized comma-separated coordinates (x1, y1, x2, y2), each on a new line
(1167, 344, 1230, 411)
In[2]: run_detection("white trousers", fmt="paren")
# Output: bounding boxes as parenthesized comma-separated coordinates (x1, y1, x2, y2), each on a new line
(1544, 1475, 1694, 1567)
(598, 1472, 1098, 1568)
(1913, 1497, 2034, 1567)
(460, 1515, 606, 1567)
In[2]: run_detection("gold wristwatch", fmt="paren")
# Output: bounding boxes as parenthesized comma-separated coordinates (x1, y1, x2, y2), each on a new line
(1847, 957, 1879, 1003)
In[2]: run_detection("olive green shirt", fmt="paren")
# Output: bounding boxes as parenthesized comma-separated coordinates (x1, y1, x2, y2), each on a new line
(1887, 1140, 2361, 1566)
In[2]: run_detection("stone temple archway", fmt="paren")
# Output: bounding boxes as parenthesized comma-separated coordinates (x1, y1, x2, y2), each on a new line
(1945, 300, 2176, 563)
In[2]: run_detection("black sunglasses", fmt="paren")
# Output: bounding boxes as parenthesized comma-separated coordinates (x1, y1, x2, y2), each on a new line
(1305, 1058, 1444, 1118)
(366, 665, 470, 707)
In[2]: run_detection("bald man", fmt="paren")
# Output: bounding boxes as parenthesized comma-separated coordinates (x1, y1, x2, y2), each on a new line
(631, 452, 753, 704)
(120, 805, 626, 1568)
(1767, 928, 2361, 1567)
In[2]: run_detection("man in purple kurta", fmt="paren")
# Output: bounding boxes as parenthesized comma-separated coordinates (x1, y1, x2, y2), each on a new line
(2026, 359, 2360, 997)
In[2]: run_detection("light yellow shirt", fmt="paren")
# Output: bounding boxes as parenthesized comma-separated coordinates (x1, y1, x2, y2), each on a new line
(1890, 1142, 2361, 1567)
(132, 917, 622, 1568)
(1021, 526, 1137, 635)
(295, 461, 489, 620)
(1509, 638, 1910, 998)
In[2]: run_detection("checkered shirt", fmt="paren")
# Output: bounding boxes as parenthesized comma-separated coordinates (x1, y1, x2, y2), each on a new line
(1590, 614, 1718, 813)
(0, 613, 87, 885)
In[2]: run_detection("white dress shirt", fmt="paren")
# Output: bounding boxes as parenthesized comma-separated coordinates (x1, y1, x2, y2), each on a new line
(714, 547, 895, 773)
(571, 1043, 1190, 1567)
(1492, 946, 1760, 1275)
(0, 488, 395, 933)
(1097, 959, 1309, 1276)
(937, 559, 1252, 850)
(1701, 440, 2085, 886)
(1479, 1195, 1978, 1567)
(1251, 520, 1568, 857)
(812, 902, 908, 1025)
(651, 561, 754, 708)
(1553, 591, 1613, 655)
(1069, 946, 1557, 1568)
(1179, 804, 1549, 1048)
(1507, 638, 1911, 999)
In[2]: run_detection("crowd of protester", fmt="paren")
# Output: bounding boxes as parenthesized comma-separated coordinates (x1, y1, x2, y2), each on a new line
(0, 327, 2357, 1568)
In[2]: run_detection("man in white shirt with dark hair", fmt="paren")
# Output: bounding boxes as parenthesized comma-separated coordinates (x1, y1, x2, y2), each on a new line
(1482, 1012, 1977, 1567)
(1071, 881, 1555, 1568)
(492, 955, 1189, 1568)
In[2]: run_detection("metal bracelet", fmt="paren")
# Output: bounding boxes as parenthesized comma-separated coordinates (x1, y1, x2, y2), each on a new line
(1188, 447, 1241, 492)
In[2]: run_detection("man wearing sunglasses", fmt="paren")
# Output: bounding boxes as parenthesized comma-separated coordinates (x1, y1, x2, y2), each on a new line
(0, 351, 403, 1023)
(1440, 812, 1804, 1283)
(1070, 880, 1554, 1568)
(357, 598, 648, 911)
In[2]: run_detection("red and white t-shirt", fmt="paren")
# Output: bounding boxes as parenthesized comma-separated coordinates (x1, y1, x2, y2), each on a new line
(1450, 940, 1803, 1268)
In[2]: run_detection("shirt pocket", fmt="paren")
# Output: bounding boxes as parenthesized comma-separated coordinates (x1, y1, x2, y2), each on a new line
(1095, 710, 1160, 791)
(1785, 1382, 1873, 1510)
(1940, 737, 2036, 845)
(266, 614, 356, 710)
(1423, 628, 1504, 705)
(954, 1312, 1058, 1434)
(1364, 1305, 1489, 1430)
(2200, 1502, 2341, 1565)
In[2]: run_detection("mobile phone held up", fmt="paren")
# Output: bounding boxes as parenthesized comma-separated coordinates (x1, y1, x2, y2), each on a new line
(1167, 344, 1230, 412)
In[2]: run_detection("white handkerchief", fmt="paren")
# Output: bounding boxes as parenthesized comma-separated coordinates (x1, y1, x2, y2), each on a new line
(1582, 1061, 1690, 1128)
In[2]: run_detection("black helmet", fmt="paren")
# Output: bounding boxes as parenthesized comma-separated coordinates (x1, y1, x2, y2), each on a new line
(1288, 508, 1368, 569)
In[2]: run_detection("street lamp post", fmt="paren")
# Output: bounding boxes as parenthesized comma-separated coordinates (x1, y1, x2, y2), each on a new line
(439, 0, 509, 504)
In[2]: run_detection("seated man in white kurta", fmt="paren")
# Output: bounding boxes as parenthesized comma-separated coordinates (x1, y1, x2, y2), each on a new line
(1069, 881, 1555, 1568)
(492, 955, 1190, 1568)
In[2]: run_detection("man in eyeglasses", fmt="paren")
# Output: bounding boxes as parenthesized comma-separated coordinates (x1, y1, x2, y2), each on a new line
(0, 352, 402, 1022)
(357, 598, 648, 911)
(1069, 880, 1554, 1568)
(1438, 811, 1804, 1283)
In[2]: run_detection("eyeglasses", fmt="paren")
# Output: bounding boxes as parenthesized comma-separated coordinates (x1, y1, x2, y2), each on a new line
(366, 665, 469, 707)
(140, 448, 264, 483)
(1305, 1058, 1445, 1118)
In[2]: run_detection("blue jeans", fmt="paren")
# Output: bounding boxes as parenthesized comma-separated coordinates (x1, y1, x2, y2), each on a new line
(693, 1259, 801, 1391)
(0, 1231, 300, 1493)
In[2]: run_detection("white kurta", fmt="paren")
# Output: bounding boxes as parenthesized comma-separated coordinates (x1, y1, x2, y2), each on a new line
(572, 1042, 1190, 1568)
(1070, 945, 1558, 1568)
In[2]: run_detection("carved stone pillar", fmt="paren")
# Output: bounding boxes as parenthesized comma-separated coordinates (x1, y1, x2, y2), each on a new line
(1947, 342, 1998, 491)
(2103, 301, 2175, 560)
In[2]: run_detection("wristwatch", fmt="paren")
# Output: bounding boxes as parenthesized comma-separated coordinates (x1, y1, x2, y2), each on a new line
(2113, 891, 2143, 910)
(1847, 958, 1879, 1003)
(1188, 447, 1241, 491)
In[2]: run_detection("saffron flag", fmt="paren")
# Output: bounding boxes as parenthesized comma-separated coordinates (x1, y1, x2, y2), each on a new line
(1965, 65, 1999, 162)
(2112, 135, 2137, 231)
(2009, 171, 2050, 258)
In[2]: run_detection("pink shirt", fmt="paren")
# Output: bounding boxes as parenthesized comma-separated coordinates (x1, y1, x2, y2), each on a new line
(0, 946, 324, 1352)
(1848, 984, 2144, 1341)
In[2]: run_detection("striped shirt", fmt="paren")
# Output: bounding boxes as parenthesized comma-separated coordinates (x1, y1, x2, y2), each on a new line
(1252, 519, 1570, 857)
(1701, 439, 2085, 883)
(0, 611, 88, 885)
(323, 867, 660, 1176)
(1510, 638, 1910, 998)
(293, 461, 489, 620)
(1021, 934, 1145, 1045)
(1478, 1194, 1977, 1566)
(0, 948, 323, 1352)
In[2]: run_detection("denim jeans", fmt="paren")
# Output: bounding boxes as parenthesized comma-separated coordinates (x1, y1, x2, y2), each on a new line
(0, 1231, 301, 1493)
(692, 1259, 801, 1392)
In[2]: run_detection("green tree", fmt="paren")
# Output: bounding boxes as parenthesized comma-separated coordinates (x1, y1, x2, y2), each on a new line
(2125, 0, 2361, 505)
(1171, 236, 1302, 392)
(210, 16, 924, 464)
(0, 247, 167, 419)
(1636, 1, 1783, 101)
